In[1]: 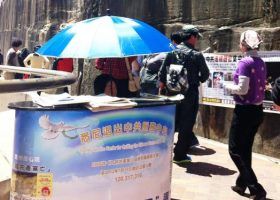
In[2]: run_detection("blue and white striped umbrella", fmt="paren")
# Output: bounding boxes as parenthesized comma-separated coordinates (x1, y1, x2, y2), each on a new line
(37, 16, 174, 58)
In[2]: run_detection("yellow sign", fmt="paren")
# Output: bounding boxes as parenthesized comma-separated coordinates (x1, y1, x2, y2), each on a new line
(36, 173, 53, 198)
(202, 97, 222, 103)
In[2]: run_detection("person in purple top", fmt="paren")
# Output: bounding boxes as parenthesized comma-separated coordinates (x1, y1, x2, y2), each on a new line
(225, 30, 267, 200)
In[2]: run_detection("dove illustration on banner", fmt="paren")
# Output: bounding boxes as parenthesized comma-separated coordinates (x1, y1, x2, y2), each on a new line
(39, 115, 88, 140)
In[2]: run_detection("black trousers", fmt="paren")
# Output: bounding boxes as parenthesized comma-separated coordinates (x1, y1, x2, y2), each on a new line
(229, 104, 266, 195)
(174, 87, 199, 158)
(115, 79, 138, 98)
(94, 74, 137, 98)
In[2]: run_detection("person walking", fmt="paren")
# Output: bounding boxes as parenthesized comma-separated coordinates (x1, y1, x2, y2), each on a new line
(159, 25, 210, 163)
(224, 30, 267, 200)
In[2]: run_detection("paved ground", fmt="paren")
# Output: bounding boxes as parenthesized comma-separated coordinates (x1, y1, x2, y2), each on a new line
(0, 99, 279, 200)
(171, 134, 280, 200)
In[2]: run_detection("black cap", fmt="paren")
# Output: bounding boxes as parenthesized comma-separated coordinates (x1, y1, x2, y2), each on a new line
(182, 25, 203, 38)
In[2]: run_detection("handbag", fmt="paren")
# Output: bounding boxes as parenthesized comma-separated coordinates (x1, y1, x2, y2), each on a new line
(125, 58, 141, 92)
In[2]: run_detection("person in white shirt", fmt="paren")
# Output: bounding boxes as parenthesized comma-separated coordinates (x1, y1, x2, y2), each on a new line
(23, 45, 50, 69)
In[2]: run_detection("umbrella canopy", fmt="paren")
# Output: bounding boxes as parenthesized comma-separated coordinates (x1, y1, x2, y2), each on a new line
(37, 16, 174, 59)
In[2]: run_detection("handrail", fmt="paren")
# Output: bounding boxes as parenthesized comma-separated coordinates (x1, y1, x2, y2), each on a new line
(0, 65, 77, 93)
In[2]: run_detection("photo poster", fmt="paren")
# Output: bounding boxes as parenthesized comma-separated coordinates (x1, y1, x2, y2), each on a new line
(10, 105, 176, 200)
(201, 51, 280, 114)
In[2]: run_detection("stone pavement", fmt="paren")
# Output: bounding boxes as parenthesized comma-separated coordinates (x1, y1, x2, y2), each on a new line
(0, 103, 279, 200)
(171, 134, 280, 200)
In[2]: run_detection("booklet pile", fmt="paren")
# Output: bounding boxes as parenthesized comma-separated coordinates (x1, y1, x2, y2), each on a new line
(28, 92, 137, 112)
(85, 95, 137, 112)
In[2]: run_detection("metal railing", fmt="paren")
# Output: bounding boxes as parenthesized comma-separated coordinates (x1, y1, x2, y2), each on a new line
(0, 65, 77, 93)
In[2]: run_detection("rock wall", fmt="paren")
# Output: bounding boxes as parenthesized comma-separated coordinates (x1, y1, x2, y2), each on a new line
(0, 0, 279, 158)
(0, 0, 85, 51)
(1, 0, 279, 53)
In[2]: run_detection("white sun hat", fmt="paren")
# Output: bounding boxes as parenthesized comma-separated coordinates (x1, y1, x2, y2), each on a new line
(240, 30, 263, 49)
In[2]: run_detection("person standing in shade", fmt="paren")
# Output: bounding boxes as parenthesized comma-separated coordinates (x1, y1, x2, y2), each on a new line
(95, 57, 140, 98)
(159, 25, 209, 163)
(0, 49, 3, 65)
(224, 30, 267, 200)
(94, 74, 117, 96)
(4, 38, 23, 79)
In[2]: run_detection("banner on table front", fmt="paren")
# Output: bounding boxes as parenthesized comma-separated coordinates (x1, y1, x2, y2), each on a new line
(11, 105, 175, 200)
(201, 51, 280, 114)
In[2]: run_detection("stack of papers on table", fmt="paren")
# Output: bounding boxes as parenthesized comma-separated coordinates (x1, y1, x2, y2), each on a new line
(29, 92, 91, 107)
(28, 92, 137, 111)
(86, 94, 137, 112)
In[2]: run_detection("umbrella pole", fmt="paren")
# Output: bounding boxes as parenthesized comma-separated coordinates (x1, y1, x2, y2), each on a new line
(76, 59, 84, 95)
(110, 64, 113, 96)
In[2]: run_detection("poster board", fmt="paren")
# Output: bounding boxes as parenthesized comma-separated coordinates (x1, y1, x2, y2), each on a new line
(10, 105, 175, 200)
(200, 51, 280, 114)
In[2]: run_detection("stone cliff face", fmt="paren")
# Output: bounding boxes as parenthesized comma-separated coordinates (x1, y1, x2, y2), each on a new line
(0, 0, 84, 50)
(0, 0, 279, 158)
(1, 0, 279, 52)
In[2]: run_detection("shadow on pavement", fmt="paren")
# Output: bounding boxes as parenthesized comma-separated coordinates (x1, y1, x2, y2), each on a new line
(176, 162, 236, 177)
(241, 193, 273, 200)
(188, 146, 216, 156)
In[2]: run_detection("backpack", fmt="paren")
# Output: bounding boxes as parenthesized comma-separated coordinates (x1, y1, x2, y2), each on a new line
(140, 54, 165, 86)
(166, 48, 192, 94)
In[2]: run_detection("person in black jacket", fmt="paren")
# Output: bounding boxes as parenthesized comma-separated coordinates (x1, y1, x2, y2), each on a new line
(159, 25, 210, 163)
(272, 77, 280, 106)
(0, 49, 3, 65)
